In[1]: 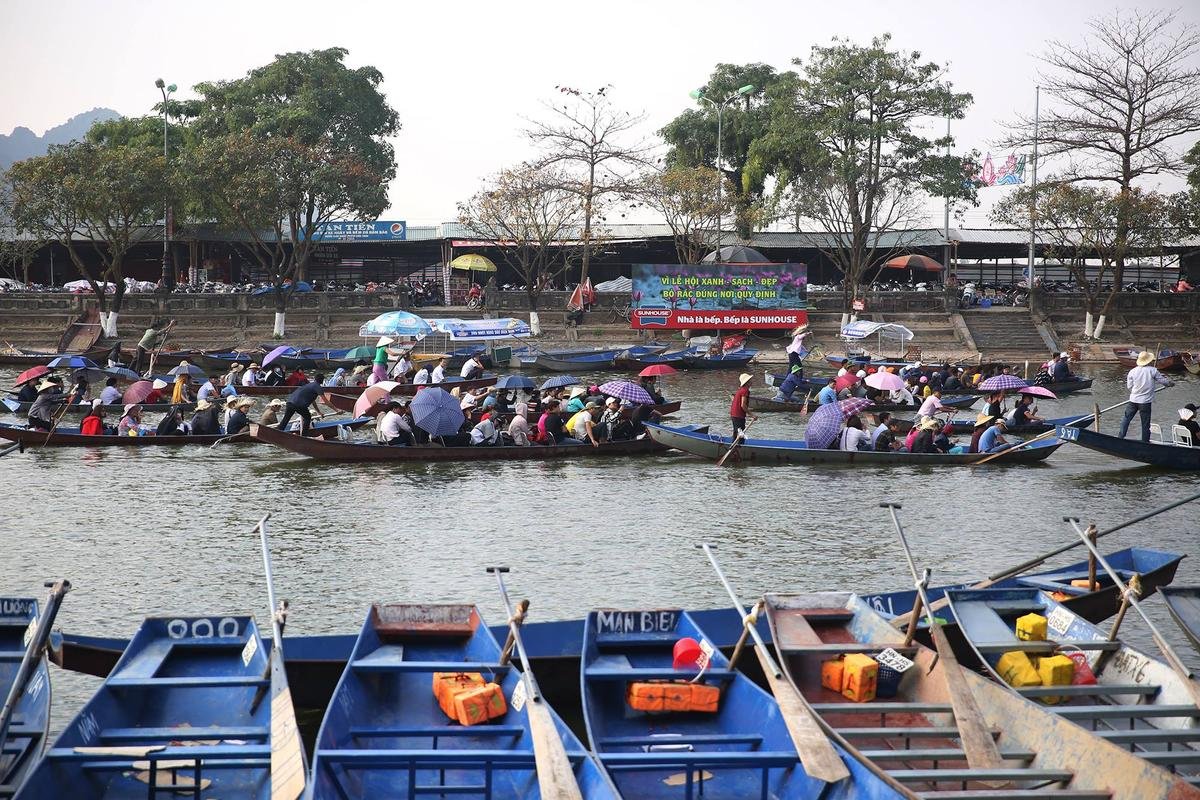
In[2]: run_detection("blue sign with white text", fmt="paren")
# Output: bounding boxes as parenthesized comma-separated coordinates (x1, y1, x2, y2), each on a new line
(311, 221, 407, 242)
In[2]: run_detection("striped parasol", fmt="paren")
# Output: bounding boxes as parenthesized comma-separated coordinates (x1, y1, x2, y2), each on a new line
(410, 387, 465, 436)
(599, 380, 653, 405)
(806, 397, 873, 450)
(978, 375, 1028, 391)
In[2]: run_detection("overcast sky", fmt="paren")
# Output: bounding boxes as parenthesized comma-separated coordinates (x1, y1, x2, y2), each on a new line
(3, 0, 1198, 229)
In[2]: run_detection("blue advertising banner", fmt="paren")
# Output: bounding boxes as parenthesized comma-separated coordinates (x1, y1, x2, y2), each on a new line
(311, 221, 407, 241)
(630, 262, 807, 329)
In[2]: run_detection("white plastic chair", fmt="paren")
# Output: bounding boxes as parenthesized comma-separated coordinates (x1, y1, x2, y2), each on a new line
(1172, 425, 1193, 447)
(1149, 422, 1164, 442)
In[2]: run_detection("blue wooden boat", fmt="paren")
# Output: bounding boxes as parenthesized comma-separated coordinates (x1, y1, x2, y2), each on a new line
(1161, 586, 1200, 655)
(612, 348, 690, 370)
(15, 614, 302, 799)
(679, 348, 758, 370)
(0, 591, 62, 798)
(764, 592, 1200, 798)
(766, 372, 1094, 398)
(1056, 425, 1200, 470)
(580, 608, 905, 799)
(529, 349, 622, 372)
(946, 587, 1200, 782)
(309, 603, 618, 799)
(644, 422, 1062, 465)
(746, 393, 979, 413)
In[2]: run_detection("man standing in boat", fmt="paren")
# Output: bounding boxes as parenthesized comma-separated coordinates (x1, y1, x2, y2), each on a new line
(132, 319, 174, 375)
(730, 373, 756, 436)
(1118, 351, 1173, 442)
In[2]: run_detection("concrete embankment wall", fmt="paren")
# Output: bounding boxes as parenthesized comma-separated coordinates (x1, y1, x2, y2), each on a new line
(0, 290, 1194, 363)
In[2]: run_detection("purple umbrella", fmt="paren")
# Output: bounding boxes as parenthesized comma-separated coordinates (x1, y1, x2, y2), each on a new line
(410, 387, 466, 437)
(806, 397, 873, 449)
(262, 345, 295, 368)
(978, 375, 1028, 391)
(599, 380, 653, 405)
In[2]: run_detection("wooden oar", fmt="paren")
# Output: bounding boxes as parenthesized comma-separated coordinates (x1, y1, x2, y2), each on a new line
(717, 417, 756, 466)
(972, 384, 1171, 465)
(1067, 516, 1200, 708)
(249, 515, 306, 800)
(487, 566, 583, 800)
(0, 579, 70, 755)
(882, 503, 1005, 772)
(699, 543, 850, 784)
(0, 440, 23, 458)
(896, 488, 1200, 628)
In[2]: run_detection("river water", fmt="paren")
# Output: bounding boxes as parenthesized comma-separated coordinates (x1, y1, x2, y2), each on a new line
(1, 362, 1198, 736)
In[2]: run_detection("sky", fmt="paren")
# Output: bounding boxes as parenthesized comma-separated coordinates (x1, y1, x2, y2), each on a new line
(3, 0, 1198, 229)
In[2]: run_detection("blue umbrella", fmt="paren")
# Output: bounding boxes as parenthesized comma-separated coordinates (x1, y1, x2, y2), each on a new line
(167, 363, 207, 377)
(540, 375, 581, 390)
(495, 375, 535, 390)
(359, 310, 434, 340)
(103, 366, 141, 381)
(47, 356, 99, 370)
(410, 388, 466, 436)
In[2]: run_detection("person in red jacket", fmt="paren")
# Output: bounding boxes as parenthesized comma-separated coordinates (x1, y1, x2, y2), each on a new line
(80, 400, 105, 436)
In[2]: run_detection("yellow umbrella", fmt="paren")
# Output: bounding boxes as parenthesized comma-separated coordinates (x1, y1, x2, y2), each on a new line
(449, 253, 497, 272)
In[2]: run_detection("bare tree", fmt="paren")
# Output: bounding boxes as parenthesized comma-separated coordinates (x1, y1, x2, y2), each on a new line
(526, 86, 652, 285)
(457, 165, 586, 310)
(999, 9, 1200, 283)
(632, 166, 733, 264)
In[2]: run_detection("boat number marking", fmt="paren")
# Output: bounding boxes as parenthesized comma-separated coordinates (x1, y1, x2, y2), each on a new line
(0, 599, 33, 617)
(23, 619, 36, 647)
(167, 617, 241, 639)
(867, 595, 896, 616)
(26, 669, 44, 701)
(511, 679, 527, 712)
(1046, 607, 1072, 637)
(876, 647, 914, 673)
(1107, 649, 1150, 684)
(596, 610, 679, 634)
(1058, 427, 1078, 441)
(77, 712, 100, 743)
(241, 635, 259, 666)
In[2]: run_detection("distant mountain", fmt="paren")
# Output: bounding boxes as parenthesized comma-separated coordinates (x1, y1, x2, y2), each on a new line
(0, 107, 121, 171)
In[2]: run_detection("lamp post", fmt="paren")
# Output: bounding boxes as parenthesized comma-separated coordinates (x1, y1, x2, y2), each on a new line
(155, 78, 177, 290)
(689, 84, 754, 261)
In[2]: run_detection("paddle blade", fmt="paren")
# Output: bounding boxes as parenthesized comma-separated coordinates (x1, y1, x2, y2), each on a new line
(928, 624, 1006, 772)
(755, 647, 850, 784)
(526, 697, 585, 800)
(270, 652, 307, 800)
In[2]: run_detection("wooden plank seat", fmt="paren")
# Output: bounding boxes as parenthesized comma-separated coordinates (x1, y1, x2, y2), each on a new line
(888, 767, 1073, 783)
(1016, 684, 1158, 698)
(917, 791, 1111, 799)
(777, 643, 920, 655)
(317, 749, 588, 767)
(972, 640, 1120, 654)
(857, 747, 1036, 762)
(347, 726, 525, 739)
(583, 667, 735, 681)
(812, 702, 953, 714)
(597, 733, 764, 748)
(98, 726, 270, 742)
(106, 676, 268, 688)
(838, 726, 1000, 739)
(48, 744, 271, 763)
(349, 660, 512, 674)
(1095, 729, 1200, 744)
(599, 751, 798, 768)
(1051, 704, 1200, 720)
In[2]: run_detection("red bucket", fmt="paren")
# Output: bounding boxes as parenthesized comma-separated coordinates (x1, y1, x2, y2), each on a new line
(672, 637, 703, 670)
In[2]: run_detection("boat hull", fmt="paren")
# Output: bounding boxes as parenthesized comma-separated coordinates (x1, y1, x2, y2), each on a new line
(0, 418, 365, 447)
(748, 394, 978, 413)
(1161, 586, 1200, 654)
(1057, 425, 1200, 470)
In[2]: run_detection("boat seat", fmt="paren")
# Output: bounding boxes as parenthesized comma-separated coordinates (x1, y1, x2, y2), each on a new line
(318, 748, 586, 767)
(1053, 704, 1200, 720)
(1017, 684, 1159, 698)
(1139, 750, 1200, 765)
(1173, 425, 1194, 446)
(777, 643, 919, 656)
(98, 725, 270, 742)
(48, 744, 272, 763)
(584, 667, 734, 682)
(889, 767, 1073, 783)
(350, 660, 511, 674)
(1096, 728, 1200, 744)
(598, 733, 764, 748)
(347, 725, 525, 738)
(811, 702, 952, 714)
(858, 747, 1035, 762)
(916, 792, 1111, 800)
(838, 726, 1000, 739)
(109, 639, 174, 678)
(0, 650, 29, 661)
(352, 644, 404, 667)
(107, 676, 268, 688)
(973, 640, 1120, 654)
(1015, 577, 1099, 596)
(600, 751, 798, 768)
(1149, 422, 1164, 442)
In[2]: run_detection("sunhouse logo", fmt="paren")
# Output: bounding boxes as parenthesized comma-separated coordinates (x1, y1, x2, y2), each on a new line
(634, 309, 671, 327)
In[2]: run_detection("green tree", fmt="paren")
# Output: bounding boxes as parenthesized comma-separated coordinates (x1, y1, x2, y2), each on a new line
(994, 185, 1170, 337)
(181, 48, 399, 335)
(660, 63, 797, 241)
(765, 36, 975, 310)
(3, 140, 167, 336)
(457, 165, 585, 311)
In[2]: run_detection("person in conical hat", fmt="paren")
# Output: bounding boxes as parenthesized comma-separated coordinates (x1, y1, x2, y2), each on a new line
(1119, 350, 1173, 442)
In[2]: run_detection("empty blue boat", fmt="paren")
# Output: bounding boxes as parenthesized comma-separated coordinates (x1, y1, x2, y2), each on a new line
(580, 609, 906, 799)
(15, 614, 302, 799)
(0, 595, 56, 797)
(309, 603, 619, 799)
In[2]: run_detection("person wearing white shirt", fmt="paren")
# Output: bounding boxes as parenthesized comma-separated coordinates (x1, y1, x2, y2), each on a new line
(870, 412, 893, 447)
(916, 390, 945, 422)
(391, 353, 413, 381)
(99, 380, 122, 406)
(460, 355, 485, 379)
(785, 324, 810, 372)
(241, 364, 260, 386)
(470, 417, 499, 446)
(1119, 351, 1173, 441)
(431, 358, 449, 384)
(413, 365, 431, 385)
(839, 416, 870, 450)
(379, 400, 413, 445)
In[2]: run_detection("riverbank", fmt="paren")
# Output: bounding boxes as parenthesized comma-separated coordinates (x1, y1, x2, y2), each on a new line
(0, 291, 1194, 364)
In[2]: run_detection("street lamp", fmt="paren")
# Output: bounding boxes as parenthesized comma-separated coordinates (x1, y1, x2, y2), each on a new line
(689, 84, 754, 260)
(155, 78, 177, 290)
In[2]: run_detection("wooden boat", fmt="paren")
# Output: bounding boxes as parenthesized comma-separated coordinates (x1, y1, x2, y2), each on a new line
(0, 417, 367, 447)
(1056, 425, 1200, 470)
(764, 591, 1200, 799)
(947, 586, 1200, 782)
(1, 399, 195, 417)
(860, 547, 1184, 629)
(251, 421, 700, 462)
(1160, 586, 1200, 655)
(56, 308, 102, 354)
(645, 422, 1062, 465)
(580, 608, 904, 799)
(320, 376, 500, 412)
(747, 394, 979, 413)
(767, 373, 1093, 398)
(310, 603, 618, 799)
(0, 345, 110, 367)
(679, 349, 757, 370)
(529, 349, 621, 372)
(825, 355, 1016, 375)
(14, 614, 301, 799)
(886, 414, 1090, 436)
(1113, 348, 1190, 372)
(611, 348, 689, 371)
(0, 591, 63, 797)
(1185, 353, 1200, 376)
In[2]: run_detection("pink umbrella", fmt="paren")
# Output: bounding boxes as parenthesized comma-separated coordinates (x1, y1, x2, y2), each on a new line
(1019, 385, 1057, 399)
(639, 364, 679, 378)
(353, 381, 402, 417)
(834, 373, 860, 392)
(122, 380, 155, 404)
(865, 371, 905, 391)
